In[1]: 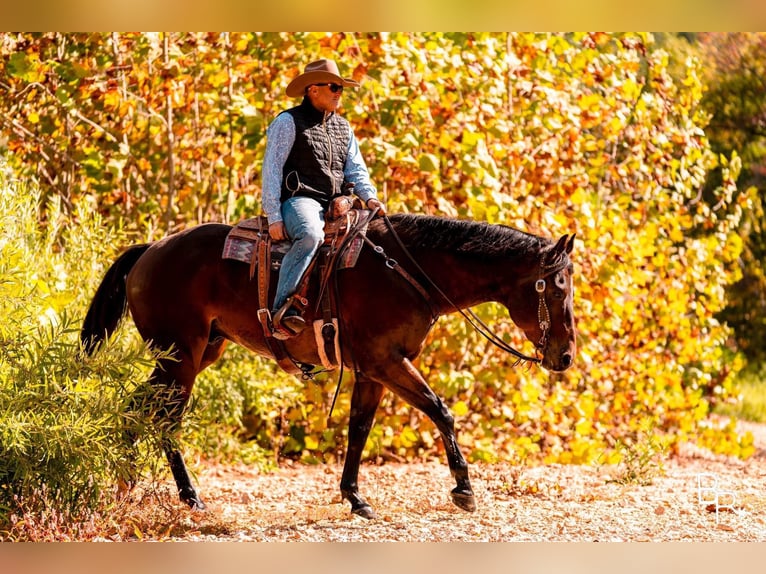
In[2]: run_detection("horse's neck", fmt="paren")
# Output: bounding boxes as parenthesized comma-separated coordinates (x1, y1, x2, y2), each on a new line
(382, 216, 542, 312)
(418, 250, 533, 312)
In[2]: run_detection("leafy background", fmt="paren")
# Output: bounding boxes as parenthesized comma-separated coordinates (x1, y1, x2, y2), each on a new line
(1, 32, 764, 527)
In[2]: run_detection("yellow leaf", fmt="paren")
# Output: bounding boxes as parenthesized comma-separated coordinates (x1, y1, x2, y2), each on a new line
(669, 226, 684, 243)
(304, 435, 319, 450)
(578, 93, 601, 111)
(575, 419, 593, 436)
(104, 89, 121, 110)
(452, 400, 468, 417)
(621, 77, 640, 101)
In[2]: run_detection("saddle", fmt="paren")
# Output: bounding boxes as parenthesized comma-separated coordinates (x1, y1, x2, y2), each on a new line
(222, 204, 373, 374)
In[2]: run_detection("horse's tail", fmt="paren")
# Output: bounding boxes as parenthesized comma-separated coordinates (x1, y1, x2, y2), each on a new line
(81, 243, 150, 356)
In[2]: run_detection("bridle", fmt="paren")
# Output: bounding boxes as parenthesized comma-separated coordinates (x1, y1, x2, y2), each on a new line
(534, 255, 571, 356)
(378, 215, 570, 365)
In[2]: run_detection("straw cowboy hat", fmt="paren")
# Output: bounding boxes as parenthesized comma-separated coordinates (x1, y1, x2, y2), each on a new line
(285, 59, 360, 98)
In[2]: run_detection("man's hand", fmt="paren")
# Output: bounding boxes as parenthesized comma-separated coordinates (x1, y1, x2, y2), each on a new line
(366, 197, 387, 216)
(269, 221, 288, 241)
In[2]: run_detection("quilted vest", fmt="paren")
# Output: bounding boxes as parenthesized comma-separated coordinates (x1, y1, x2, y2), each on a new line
(280, 98, 351, 207)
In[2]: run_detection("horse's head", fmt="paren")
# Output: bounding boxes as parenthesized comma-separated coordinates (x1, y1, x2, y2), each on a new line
(509, 233, 577, 372)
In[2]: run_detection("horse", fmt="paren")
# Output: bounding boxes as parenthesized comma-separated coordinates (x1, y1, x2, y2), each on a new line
(80, 213, 577, 519)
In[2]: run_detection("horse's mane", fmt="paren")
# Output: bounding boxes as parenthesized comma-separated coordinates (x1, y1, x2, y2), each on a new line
(389, 213, 549, 260)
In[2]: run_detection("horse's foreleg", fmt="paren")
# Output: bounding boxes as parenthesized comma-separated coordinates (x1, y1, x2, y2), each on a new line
(373, 357, 476, 513)
(340, 375, 385, 519)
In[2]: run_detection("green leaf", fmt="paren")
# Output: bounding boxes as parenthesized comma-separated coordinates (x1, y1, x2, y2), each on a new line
(418, 153, 440, 172)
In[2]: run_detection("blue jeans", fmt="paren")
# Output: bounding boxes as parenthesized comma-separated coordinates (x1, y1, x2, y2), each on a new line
(273, 196, 325, 311)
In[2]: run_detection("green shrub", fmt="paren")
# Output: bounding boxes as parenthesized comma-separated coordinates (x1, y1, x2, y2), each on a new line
(0, 162, 168, 524)
(0, 160, 305, 530)
(715, 365, 766, 424)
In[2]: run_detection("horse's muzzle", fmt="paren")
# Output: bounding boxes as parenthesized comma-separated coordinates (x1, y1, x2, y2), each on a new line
(544, 349, 574, 372)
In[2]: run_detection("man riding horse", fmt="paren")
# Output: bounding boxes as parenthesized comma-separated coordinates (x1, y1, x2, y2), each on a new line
(261, 59, 386, 337)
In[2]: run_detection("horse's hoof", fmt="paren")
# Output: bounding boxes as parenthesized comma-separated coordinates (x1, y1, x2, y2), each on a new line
(183, 497, 207, 512)
(190, 500, 207, 512)
(351, 504, 377, 520)
(451, 490, 477, 512)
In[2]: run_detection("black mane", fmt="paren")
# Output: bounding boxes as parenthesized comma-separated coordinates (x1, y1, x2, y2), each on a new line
(389, 213, 549, 259)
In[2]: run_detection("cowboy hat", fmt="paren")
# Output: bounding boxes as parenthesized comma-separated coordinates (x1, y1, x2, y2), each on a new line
(285, 59, 360, 98)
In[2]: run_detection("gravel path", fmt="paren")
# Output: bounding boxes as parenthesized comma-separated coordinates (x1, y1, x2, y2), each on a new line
(105, 419, 766, 542)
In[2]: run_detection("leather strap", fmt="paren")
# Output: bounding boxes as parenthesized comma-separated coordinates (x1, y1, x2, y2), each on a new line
(255, 220, 270, 299)
(318, 251, 338, 367)
(362, 234, 434, 311)
(253, 220, 301, 375)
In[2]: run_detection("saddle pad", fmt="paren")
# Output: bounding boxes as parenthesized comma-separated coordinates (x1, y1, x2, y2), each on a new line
(222, 213, 368, 270)
(222, 233, 289, 270)
(221, 216, 263, 263)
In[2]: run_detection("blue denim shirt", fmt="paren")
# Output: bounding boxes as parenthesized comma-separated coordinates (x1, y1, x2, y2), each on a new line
(262, 112, 378, 225)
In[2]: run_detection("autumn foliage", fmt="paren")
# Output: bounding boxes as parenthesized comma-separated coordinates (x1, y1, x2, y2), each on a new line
(0, 32, 755, 480)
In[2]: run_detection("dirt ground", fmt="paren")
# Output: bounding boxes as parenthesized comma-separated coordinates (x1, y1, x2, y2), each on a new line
(99, 418, 766, 542)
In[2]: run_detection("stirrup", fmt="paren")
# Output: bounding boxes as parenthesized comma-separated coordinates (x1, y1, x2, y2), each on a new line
(272, 297, 307, 337)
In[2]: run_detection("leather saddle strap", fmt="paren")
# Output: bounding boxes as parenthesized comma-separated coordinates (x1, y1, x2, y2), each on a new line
(317, 251, 339, 366)
(320, 252, 335, 324)
(255, 221, 270, 306)
(270, 341, 301, 375)
(252, 222, 301, 376)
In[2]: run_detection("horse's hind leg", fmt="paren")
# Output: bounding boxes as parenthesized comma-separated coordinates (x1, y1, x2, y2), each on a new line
(118, 369, 177, 497)
(146, 356, 206, 511)
(159, 335, 227, 510)
(340, 375, 385, 519)
(118, 368, 203, 510)
(160, 387, 205, 511)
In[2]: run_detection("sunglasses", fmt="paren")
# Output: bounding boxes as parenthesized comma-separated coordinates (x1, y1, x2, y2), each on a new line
(314, 83, 344, 93)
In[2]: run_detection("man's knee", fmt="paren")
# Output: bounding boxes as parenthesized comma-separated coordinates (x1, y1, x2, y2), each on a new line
(295, 227, 324, 249)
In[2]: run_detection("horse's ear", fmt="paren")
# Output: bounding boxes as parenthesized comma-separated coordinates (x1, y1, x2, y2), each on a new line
(566, 233, 576, 255)
(553, 234, 569, 255)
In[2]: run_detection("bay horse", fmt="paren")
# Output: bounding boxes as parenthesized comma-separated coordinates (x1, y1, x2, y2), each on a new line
(81, 213, 576, 519)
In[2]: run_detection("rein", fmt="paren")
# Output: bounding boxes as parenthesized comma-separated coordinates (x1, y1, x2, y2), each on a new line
(380, 215, 544, 365)
(323, 208, 380, 418)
